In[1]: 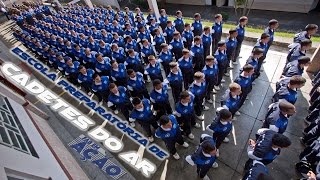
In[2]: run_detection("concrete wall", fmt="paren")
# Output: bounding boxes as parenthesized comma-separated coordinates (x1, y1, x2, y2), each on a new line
(91, 0, 120, 8)
(0, 96, 68, 180)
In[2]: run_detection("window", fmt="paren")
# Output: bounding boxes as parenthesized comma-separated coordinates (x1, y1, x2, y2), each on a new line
(5, 167, 50, 180)
(0, 95, 38, 157)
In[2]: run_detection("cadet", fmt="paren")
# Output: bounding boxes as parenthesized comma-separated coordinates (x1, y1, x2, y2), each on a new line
(235, 16, 248, 60)
(246, 48, 264, 79)
(111, 43, 126, 64)
(65, 58, 80, 85)
(215, 41, 228, 88)
(234, 64, 254, 107)
(140, 39, 156, 64)
(164, 62, 183, 103)
(189, 72, 209, 120)
(174, 10, 185, 34)
(155, 115, 189, 160)
(294, 24, 318, 43)
(130, 97, 159, 142)
(95, 53, 111, 77)
(127, 69, 150, 99)
(273, 75, 306, 105)
(153, 28, 166, 54)
(78, 65, 94, 96)
(202, 55, 219, 103)
(178, 49, 195, 89)
(226, 29, 238, 66)
(262, 100, 296, 134)
(211, 14, 223, 53)
(202, 26, 212, 59)
(145, 55, 163, 82)
(158, 43, 174, 76)
(170, 31, 184, 60)
(242, 160, 270, 180)
(191, 36, 205, 72)
(159, 9, 168, 31)
(108, 83, 134, 126)
(125, 49, 144, 74)
(164, 20, 176, 43)
(191, 13, 203, 36)
(182, 23, 194, 50)
(221, 83, 242, 119)
(264, 19, 279, 51)
(110, 60, 127, 87)
(185, 134, 218, 180)
(206, 108, 233, 157)
(92, 73, 110, 105)
(282, 56, 311, 77)
(287, 39, 312, 63)
(253, 33, 270, 73)
(150, 79, 173, 118)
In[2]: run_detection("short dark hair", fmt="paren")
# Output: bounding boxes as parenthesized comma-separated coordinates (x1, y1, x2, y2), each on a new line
(219, 109, 232, 120)
(242, 64, 254, 72)
(169, 62, 178, 69)
(269, 19, 278, 26)
(159, 115, 170, 126)
(205, 55, 215, 62)
(194, 36, 201, 42)
(153, 79, 162, 87)
(218, 41, 226, 47)
(92, 73, 100, 80)
(305, 24, 318, 31)
(161, 43, 168, 48)
(132, 97, 141, 106)
(184, 23, 190, 27)
(252, 48, 264, 55)
(229, 29, 237, 34)
(128, 49, 135, 54)
(204, 26, 210, 31)
(279, 100, 295, 112)
(215, 14, 222, 19)
(176, 10, 182, 15)
(78, 65, 85, 71)
(289, 75, 306, 85)
(127, 69, 135, 75)
(109, 83, 117, 90)
(298, 56, 311, 64)
(261, 33, 270, 39)
(272, 133, 291, 148)
(300, 39, 312, 47)
(110, 60, 117, 65)
(194, 13, 200, 18)
(202, 141, 216, 154)
(180, 91, 190, 100)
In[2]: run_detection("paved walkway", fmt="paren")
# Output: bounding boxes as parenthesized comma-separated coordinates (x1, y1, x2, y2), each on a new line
(0, 19, 313, 180)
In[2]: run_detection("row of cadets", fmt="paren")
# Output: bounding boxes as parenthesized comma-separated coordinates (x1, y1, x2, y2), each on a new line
(129, 97, 159, 142)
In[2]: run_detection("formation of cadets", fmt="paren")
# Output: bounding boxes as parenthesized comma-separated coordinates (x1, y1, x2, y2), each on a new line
(9, 2, 319, 179)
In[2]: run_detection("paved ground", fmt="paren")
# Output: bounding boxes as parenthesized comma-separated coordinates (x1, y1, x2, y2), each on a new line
(0, 18, 314, 180)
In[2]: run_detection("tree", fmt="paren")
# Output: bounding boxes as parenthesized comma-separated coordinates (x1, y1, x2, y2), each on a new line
(233, 0, 255, 18)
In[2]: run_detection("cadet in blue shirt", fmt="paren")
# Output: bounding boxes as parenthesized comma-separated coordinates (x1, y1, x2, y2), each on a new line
(178, 49, 195, 89)
(235, 16, 248, 61)
(110, 60, 128, 87)
(174, 91, 201, 139)
(191, 13, 203, 37)
(273, 75, 306, 105)
(146, 9, 157, 25)
(262, 100, 296, 134)
(191, 36, 204, 72)
(226, 29, 238, 65)
(202, 56, 218, 104)
(108, 83, 134, 125)
(158, 43, 173, 76)
(111, 43, 126, 64)
(98, 40, 112, 59)
(127, 69, 150, 99)
(206, 108, 232, 157)
(164, 62, 183, 103)
(124, 7, 135, 23)
(185, 134, 218, 179)
(87, 36, 100, 52)
(244, 128, 291, 171)
(182, 23, 194, 50)
(164, 21, 176, 44)
(65, 58, 80, 85)
(140, 39, 156, 64)
(264, 19, 279, 52)
(150, 79, 173, 118)
(130, 97, 159, 142)
(95, 53, 111, 77)
(253, 33, 270, 73)
(112, 32, 125, 48)
(211, 14, 223, 53)
(83, 48, 97, 70)
(57, 53, 68, 75)
(92, 73, 110, 104)
(138, 26, 151, 43)
(125, 49, 144, 74)
(170, 32, 184, 60)
(293, 24, 318, 43)
(242, 160, 270, 180)
(287, 39, 312, 63)
(282, 56, 310, 77)
(215, 41, 228, 88)
(145, 55, 163, 82)
(221, 83, 242, 119)
(78, 65, 94, 95)
(174, 10, 184, 34)
(125, 35, 140, 54)
(202, 27, 212, 59)
(246, 48, 264, 79)
(189, 72, 209, 120)
(101, 29, 113, 44)
(149, 18, 159, 37)
(159, 9, 168, 31)
(124, 23, 137, 40)
(155, 115, 189, 160)
(153, 28, 166, 54)
(234, 64, 254, 107)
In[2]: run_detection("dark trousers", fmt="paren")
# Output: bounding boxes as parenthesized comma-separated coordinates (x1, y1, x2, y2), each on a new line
(217, 64, 227, 85)
(184, 40, 193, 50)
(161, 62, 170, 76)
(81, 82, 93, 94)
(181, 69, 194, 90)
(95, 90, 109, 103)
(206, 76, 218, 100)
(166, 36, 173, 44)
(212, 33, 222, 54)
(239, 86, 252, 107)
(194, 96, 205, 116)
(235, 36, 244, 59)
(67, 73, 79, 86)
(178, 114, 196, 136)
(149, 73, 163, 82)
(227, 47, 236, 62)
(213, 133, 229, 149)
(116, 103, 133, 121)
(154, 100, 173, 119)
(84, 62, 95, 70)
(197, 164, 213, 178)
(203, 44, 211, 58)
(114, 78, 127, 87)
(193, 56, 205, 72)
(131, 88, 150, 99)
(171, 83, 183, 103)
(165, 130, 184, 155)
(257, 55, 266, 73)
(172, 48, 183, 60)
(137, 117, 159, 137)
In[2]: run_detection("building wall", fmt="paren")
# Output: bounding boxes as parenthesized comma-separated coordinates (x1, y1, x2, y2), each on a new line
(0, 96, 68, 180)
